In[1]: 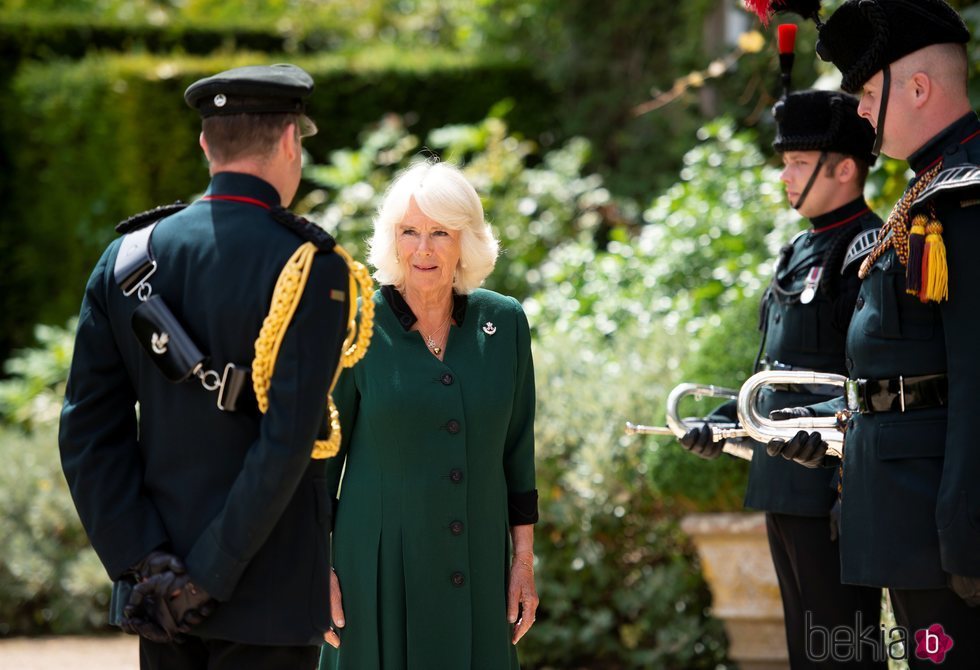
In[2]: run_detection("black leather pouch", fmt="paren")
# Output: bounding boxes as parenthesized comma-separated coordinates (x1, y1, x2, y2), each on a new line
(132, 295, 206, 382)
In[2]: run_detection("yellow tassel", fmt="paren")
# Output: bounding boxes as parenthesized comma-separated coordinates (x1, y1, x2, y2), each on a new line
(921, 221, 948, 303)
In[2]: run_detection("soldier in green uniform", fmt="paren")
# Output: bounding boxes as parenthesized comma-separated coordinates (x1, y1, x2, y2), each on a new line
(680, 87, 885, 667)
(59, 64, 353, 670)
(753, 0, 980, 665)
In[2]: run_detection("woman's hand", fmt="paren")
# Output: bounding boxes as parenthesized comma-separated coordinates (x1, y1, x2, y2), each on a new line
(322, 568, 345, 648)
(506, 551, 538, 644)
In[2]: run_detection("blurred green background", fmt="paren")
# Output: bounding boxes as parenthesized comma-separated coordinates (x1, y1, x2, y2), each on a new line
(3, 0, 980, 667)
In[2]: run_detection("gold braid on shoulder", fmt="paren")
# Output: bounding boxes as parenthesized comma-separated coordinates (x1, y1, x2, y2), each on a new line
(858, 163, 947, 303)
(252, 242, 375, 459)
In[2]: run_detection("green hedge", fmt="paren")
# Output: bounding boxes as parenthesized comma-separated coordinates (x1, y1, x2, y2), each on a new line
(0, 48, 556, 359)
(0, 11, 324, 63)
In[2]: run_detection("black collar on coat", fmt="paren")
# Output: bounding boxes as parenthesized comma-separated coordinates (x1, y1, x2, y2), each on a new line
(909, 112, 980, 176)
(381, 284, 469, 331)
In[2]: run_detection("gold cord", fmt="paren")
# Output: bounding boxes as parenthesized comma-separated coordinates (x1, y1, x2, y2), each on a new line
(252, 242, 374, 459)
(859, 163, 942, 279)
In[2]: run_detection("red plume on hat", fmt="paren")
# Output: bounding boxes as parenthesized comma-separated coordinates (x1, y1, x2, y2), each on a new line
(744, 0, 823, 26)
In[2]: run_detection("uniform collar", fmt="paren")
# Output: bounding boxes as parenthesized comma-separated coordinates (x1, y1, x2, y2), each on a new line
(204, 171, 282, 208)
(909, 113, 980, 176)
(809, 197, 872, 234)
(381, 284, 468, 331)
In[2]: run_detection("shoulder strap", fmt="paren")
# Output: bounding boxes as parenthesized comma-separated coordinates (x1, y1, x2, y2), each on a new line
(841, 227, 881, 274)
(269, 207, 336, 252)
(912, 164, 980, 210)
(116, 202, 187, 234)
(114, 221, 159, 295)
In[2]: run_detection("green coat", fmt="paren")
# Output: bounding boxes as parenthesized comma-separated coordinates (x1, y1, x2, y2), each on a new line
(320, 287, 537, 670)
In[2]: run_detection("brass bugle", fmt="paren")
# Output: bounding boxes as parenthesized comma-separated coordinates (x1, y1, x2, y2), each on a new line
(736, 370, 848, 458)
(625, 382, 755, 461)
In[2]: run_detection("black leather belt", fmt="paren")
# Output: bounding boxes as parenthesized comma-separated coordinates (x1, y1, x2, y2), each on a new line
(845, 374, 948, 414)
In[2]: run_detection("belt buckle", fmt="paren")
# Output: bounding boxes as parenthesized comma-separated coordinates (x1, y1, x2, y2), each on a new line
(845, 379, 868, 413)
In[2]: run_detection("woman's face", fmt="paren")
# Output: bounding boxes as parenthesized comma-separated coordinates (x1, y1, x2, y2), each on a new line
(396, 197, 461, 294)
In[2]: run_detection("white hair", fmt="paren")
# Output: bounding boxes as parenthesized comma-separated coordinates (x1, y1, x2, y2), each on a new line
(368, 160, 499, 294)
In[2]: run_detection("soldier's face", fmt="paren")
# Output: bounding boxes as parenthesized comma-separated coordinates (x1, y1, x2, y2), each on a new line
(396, 197, 461, 295)
(858, 68, 918, 160)
(780, 150, 836, 217)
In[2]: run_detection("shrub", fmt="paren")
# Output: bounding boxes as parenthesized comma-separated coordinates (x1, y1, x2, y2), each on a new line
(0, 321, 110, 635)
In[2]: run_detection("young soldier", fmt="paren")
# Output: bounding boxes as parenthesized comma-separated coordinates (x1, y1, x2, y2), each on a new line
(680, 89, 885, 668)
(59, 64, 353, 669)
(755, 0, 980, 665)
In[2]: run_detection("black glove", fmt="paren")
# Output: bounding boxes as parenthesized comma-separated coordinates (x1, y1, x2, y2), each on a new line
(679, 424, 725, 460)
(949, 574, 980, 607)
(121, 571, 186, 643)
(766, 430, 833, 468)
(769, 406, 816, 421)
(166, 574, 216, 628)
(130, 550, 186, 581)
(828, 498, 841, 543)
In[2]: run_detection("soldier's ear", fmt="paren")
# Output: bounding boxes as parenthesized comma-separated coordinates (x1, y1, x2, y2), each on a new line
(910, 71, 931, 108)
(279, 122, 299, 160)
(199, 132, 212, 162)
(836, 157, 855, 183)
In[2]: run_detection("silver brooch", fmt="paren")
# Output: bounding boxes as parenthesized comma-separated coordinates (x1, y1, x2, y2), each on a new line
(482, 321, 496, 335)
(213, 94, 227, 108)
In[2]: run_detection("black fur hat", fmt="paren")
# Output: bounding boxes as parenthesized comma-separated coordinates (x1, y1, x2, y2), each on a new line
(817, 0, 969, 93)
(773, 90, 877, 165)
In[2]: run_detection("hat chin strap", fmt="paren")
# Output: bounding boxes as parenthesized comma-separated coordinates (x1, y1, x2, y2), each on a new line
(793, 151, 828, 211)
(871, 65, 891, 157)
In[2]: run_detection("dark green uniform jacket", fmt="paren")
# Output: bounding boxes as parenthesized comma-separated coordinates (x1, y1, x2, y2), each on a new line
(840, 113, 980, 589)
(745, 199, 881, 517)
(320, 287, 537, 670)
(59, 172, 349, 644)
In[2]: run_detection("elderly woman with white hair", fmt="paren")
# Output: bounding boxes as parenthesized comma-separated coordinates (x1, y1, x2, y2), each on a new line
(319, 160, 539, 670)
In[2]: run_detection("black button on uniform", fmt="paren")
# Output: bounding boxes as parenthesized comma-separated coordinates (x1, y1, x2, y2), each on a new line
(450, 468, 463, 483)
(441, 373, 454, 385)
(855, 296, 865, 310)
(451, 571, 465, 587)
(446, 420, 461, 434)
(450, 521, 464, 535)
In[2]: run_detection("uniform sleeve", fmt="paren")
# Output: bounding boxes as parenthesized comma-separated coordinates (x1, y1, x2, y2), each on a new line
(183, 250, 350, 600)
(833, 260, 864, 332)
(504, 298, 538, 525)
(324, 363, 361, 516)
(58, 244, 170, 579)
(936, 203, 980, 577)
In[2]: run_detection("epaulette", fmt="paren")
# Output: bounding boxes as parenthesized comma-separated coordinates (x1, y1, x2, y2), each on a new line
(841, 227, 880, 274)
(270, 206, 336, 252)
(115, 202, 187, 234)
(912, 164, 980, 210)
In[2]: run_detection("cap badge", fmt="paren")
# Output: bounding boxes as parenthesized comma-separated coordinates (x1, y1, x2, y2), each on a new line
(213, 94, 227, 108)
(482, 321, 496, 335)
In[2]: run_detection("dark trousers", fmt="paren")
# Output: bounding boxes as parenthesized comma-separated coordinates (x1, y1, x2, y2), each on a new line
(890, 587, 980, 670)
(766, 512, 885, 669)
(139, 636, 319, 670)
